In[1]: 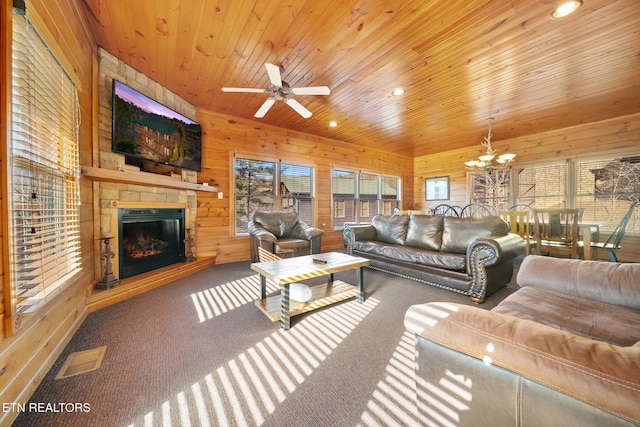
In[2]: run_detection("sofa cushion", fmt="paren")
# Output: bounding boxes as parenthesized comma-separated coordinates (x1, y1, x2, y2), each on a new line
(353, 240, 386, 256)
(517, 255, 640, 310)
(275, 238, 311, 253)
(492, 286, 640, 347)
(252, 211, 299, 237)
(405, 215, 443, 251)
(441, 216, 509, 254)
(380, 244, 420, 263)
(372, 215, 410, 245)
(414, 250, 466, 271)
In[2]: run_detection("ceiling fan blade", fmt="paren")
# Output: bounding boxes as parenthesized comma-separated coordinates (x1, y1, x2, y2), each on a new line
(254, 98, 276, 118)
(264, 63, 282, 87)
(221, 87, 266, 93)
(291, 86, 331, 95)
(286, 98, 312, 118)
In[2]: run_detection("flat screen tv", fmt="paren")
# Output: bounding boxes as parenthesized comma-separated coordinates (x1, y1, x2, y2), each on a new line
(111, 79, 202, 172)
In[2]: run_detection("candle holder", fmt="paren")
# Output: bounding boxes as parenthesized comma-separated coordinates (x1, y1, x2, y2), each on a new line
(96, 237, 121, 290)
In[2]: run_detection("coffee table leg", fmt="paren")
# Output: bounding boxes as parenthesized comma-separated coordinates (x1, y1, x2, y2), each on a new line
(260, 275, 267, 300)
(356, 266, 364, 303)
(281, 283, 291, 330)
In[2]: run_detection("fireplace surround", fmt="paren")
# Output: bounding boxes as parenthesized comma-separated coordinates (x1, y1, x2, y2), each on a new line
(118, 208, 186, 279)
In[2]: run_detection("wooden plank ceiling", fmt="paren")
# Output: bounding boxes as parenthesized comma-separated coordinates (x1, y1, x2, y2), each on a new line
(80, 0, 640, 158)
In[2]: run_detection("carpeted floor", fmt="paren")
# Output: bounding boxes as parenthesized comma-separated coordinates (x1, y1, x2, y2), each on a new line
(13, 258, 519, 427)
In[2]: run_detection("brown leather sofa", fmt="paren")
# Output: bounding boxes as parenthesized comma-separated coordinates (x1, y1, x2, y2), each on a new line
(248, 211, 324, 262)
(343, 214, 525, 302)
(404, 255, 640, 426)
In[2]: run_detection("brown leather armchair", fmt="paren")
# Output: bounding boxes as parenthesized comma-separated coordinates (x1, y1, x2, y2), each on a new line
(248, 211, 324, 262)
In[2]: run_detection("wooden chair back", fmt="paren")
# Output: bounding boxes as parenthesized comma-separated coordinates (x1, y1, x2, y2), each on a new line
(533, 208, 582, 259)
(499, 210, 532, 254)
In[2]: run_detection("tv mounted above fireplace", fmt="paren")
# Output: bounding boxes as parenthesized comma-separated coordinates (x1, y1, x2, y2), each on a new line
(111, 79, 202, 172)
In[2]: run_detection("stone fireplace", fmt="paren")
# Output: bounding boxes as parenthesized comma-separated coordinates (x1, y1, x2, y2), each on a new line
(93, 48, 200, 283)
(118, 208, 186, 279)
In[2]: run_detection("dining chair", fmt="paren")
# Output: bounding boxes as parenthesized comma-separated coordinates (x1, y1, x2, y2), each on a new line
(499, 210, 533, 255)
(590, 200, 638, 262)
(461, 203, 498, 218)
(432, 204, 462, 216)
(533, 208, 583, 259)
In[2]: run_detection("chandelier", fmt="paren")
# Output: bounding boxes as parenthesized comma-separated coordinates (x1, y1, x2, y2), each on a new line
(465, 118, 516, 172)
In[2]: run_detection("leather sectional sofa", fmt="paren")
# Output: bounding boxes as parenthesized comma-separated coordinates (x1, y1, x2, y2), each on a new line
(405, 255, 640, 426)
(343, 214, 525, 303)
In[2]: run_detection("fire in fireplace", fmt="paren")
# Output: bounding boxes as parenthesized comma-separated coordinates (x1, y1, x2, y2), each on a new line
(118, 208, 186, 279)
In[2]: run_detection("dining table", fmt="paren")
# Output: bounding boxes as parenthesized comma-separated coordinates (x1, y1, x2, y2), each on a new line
(529, 218, 607, 260)
(578, 220, 607, 260)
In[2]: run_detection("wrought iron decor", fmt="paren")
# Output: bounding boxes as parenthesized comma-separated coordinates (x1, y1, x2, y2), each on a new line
(426, 176, 450, 201)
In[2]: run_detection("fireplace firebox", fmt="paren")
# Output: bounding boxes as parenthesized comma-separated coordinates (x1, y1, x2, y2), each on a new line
(118, 208, 185, 279)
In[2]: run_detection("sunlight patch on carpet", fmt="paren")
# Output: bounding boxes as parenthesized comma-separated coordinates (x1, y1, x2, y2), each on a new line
(130, 298, 379, 426)
(55, 346, 107, 380)
(191, 275, 280, 322)
(360, 331, 418, 425)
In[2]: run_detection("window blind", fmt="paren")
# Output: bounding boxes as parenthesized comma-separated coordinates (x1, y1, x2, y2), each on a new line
(280, 162, 314, 224)
(234, 158, 276, 234)
(10, 8, 81, 314)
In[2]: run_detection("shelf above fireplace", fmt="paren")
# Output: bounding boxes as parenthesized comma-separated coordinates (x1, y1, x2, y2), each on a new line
(81, 166, 220, 193)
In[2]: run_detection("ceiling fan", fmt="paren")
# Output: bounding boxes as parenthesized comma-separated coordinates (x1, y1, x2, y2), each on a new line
(221, 63, 330, 119)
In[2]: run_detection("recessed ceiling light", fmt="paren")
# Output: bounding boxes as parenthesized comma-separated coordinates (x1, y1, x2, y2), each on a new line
(551, 0, 583, 19)
(392, 88, 406, 96)
(329, 121, 337, 127)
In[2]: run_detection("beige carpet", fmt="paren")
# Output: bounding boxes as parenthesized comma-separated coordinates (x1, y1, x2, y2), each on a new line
(13, 259, 518, 427)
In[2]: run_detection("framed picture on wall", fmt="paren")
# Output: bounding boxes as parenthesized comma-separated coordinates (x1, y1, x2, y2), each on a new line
(425, 176, 449, 201)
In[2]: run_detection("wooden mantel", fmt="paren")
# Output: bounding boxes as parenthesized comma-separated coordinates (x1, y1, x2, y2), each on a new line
(81, 166, 220, 193)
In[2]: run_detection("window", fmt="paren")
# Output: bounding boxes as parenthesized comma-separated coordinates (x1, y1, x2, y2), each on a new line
(280, 162, 314, 225)
(469, 170, 511, 211)
(359, 173, 379, 221)
(516, 163, 567, 209)
(575, 157, 640, 234)
(507, 157, 640, 234)
(9, 8, 82, 315)
(234, 157, 316, 234)
(332, 169, 400, 228)
(332, 170, 357, 228)
(234, 158, 276, 234)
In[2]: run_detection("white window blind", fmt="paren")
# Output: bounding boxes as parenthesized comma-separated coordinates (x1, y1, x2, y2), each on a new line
(332, 170, 357, 227)
(517, 163, 566, 208)
(9, 8, 81, 314)
(359, 173, 379, 220)
(380, 176, 400, 214)
(234, 158, 276, 234)
(280, 162, 314, 224)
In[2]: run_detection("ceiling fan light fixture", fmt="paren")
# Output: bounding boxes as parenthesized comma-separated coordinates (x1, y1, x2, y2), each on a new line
(221, 62, 330, 119)
(329, 121, 337, 127)
(551, 1, 582, 19)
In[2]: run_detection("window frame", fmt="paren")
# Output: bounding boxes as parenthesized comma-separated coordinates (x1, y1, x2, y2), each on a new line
(232, 154, 318, 236)
(331, 168, 401, 229)
(7, 6, 82, 325)
(468, 156, 640, 235)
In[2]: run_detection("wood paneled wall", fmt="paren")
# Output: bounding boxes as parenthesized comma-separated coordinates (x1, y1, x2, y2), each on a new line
(414, 113, 640, 262)
(194, 110, 414, 264)
(0, 1, 95, 424)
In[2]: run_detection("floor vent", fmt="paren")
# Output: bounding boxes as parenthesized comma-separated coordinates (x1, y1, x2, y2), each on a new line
(55, 346, 107, 380)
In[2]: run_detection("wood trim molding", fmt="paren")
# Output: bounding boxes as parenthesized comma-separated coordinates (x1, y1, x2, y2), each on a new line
(81, 166, 221, 193)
